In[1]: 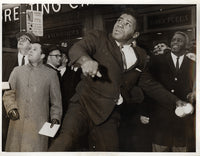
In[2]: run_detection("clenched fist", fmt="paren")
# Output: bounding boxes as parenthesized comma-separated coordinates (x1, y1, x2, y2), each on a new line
(81, 60, 102, 78)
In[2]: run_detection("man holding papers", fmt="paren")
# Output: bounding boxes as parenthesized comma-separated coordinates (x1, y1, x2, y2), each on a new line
(3, 42, 62, 152)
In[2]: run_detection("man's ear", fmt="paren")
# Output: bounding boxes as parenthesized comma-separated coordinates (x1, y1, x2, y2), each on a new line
(132, 32, 140, 39)
(41, 54, 45, 60)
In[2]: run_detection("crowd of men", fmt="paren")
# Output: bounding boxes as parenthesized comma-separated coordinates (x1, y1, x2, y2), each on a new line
(2, 8, 196, 152)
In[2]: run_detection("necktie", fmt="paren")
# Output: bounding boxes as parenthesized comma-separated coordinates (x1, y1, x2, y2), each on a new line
(120, 46, 127, 70)
(56, 69, 62, 82)
(22, 56, 25, 66)
(176, 56, 179, 71)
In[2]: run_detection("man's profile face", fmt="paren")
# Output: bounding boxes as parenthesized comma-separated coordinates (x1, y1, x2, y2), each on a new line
(17, 35, 31, 53)
(28, 43, 43, 63)
(112, 13, 137, 43)
(170, 33, 186, 55)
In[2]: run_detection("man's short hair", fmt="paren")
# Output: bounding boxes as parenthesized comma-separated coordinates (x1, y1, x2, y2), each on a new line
(120, 8, 139, 31)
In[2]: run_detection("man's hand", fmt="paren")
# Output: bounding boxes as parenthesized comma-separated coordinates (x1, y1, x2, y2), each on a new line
(153, 43, 171, 55)
(175, 100, 194, 118)
(50, 119, 59, 128)
(81, 60, 102, 78)
(8, 109, 20, 120)
(140, 115, 150, 124)
(187, 91, 196, 104)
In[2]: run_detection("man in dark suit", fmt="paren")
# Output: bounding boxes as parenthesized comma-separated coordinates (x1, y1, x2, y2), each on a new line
(150, 31, 196, 152)
(49, 9, 188, 151)
(2, 31, 37, 150)
(44, 44, 63, 81)
(58, 46, 82, 118)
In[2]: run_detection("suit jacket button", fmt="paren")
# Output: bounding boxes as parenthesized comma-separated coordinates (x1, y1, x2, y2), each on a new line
(171, 89, 174, 93)
(174, 77, 178, 81)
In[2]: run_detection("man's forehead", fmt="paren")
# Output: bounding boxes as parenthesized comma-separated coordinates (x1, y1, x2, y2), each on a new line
(50, 49, 61, 54)
(20, 35, 31, 40)
(173, 33, 186, 40)
(119, 14, 135, 22)
(32, 43, 41, 48)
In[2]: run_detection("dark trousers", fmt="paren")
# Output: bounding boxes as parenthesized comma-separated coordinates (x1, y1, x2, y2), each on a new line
(48, 101, 120, 151)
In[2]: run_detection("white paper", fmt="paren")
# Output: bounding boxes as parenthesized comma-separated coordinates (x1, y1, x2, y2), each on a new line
(39, 122, 60, 138)
(2, 82, 10, 90)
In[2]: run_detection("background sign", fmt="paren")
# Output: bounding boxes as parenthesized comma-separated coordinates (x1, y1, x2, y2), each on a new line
(147, 10, 192, 29)
(26, 10, 43, 36)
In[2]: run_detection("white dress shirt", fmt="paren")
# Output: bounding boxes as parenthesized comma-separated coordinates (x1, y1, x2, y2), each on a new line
(116, 41, 137, 69)
(18, 52, 29, 66)
(59, 67, 66, 77)
(115, 41, 138, 105)
(171, 52, 184, 69)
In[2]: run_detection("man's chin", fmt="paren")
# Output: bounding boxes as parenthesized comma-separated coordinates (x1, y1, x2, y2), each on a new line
(112, 33, 122, 40)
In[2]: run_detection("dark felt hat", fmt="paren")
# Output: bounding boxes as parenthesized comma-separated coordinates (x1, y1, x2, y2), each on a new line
(16, 31, 38, 43)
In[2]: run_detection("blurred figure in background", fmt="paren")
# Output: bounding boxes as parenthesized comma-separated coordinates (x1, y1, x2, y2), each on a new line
(44, 44, 63, 81)
(119, 97, 154, 152)
(58, 42, 82, 118)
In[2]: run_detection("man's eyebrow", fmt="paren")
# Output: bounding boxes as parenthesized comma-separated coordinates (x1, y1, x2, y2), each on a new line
(118, 17, 133, 24)
(126, 19, 133, 24)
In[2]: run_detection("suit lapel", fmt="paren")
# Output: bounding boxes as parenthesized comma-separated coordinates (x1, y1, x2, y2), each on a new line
(108, 34, 124, 71)
(179, 55, 188, 73)
(166, 52, 176, 74)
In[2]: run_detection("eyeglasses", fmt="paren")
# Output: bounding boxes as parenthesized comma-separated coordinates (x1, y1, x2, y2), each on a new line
(49, 54, 62, 59)
(17, 37, 31, 42)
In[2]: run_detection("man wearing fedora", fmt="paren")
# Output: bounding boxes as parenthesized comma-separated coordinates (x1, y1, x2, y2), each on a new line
(2, 31, 38, 150)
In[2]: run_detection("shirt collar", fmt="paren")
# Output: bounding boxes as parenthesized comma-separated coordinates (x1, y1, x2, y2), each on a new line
(171, 52, 184, 59)
(115, 41, 132, 48)
(27, 61, 43, 68)
(47, 63, 58, 70)
(18, 52, 26, 58)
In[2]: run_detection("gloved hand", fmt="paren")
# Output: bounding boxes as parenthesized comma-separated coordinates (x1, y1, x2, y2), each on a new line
(8, 109, 20, 120)
(50, 119, 59, 128)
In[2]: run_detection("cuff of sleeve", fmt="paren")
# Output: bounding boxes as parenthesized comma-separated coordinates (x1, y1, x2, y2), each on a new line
(3, 90, 18, 114)
(51, 114, 62, 124)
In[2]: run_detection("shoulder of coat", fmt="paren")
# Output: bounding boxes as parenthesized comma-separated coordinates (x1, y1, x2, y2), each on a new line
(186, 53, 196, 62)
